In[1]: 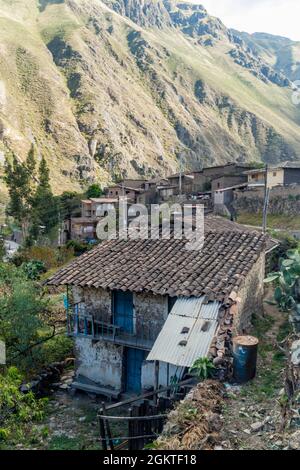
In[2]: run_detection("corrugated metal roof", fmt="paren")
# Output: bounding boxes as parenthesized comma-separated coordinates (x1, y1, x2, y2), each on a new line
(170, 297, 220, 320)
(147, 297, 220, 367)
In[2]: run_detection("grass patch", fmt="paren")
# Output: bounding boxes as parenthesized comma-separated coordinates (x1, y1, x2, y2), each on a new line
(237, 213, 300, 230)
(47, 435, 82, 451)
(277, 320, 291, 343)
(252, 313, 275, 338)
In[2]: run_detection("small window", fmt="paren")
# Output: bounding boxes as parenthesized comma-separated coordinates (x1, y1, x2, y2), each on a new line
(273, 172, 277, 177)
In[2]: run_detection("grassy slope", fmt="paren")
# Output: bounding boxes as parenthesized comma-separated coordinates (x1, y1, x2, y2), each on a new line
(153, 30, 300, 150)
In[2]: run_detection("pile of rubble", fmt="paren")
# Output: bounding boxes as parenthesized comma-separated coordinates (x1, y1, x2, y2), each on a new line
(155, 380, 225, 450)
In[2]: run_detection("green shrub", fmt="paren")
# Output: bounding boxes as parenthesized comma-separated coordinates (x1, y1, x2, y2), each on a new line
(0, 367, 47, 445)
(22, 260, 47, 280)
(66, 240, 92, 256)
(189, 357, 216, 381)
(39, 334, 74, 365)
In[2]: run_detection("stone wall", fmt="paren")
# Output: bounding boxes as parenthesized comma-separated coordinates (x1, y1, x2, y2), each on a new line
(234, 252, 265, 334)
(72, 287, 169, 390)
(134, 292, 168, 339)
(75, 337, 124, 390)
(73, 286, 112, 323)
(234, 185, 300, 216)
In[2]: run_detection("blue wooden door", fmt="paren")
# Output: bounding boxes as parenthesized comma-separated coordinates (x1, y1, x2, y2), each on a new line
(113, 291, 134, 334)
(125, 348, 146, 393)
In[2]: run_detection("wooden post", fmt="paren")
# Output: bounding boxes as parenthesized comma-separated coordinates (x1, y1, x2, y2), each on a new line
(128, 407, 134, 451)
(155, 361, 159, 403)
(98, 408, 107, 451)
(263, 164, 269, 234)
(102, 402, 114, 450)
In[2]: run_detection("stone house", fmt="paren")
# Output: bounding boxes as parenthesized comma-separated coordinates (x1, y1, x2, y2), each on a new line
(211, 175, 248, 193)
(66, 198, 119, 242)
(47, 230, 267, 398)
(167, 163, 252, 195)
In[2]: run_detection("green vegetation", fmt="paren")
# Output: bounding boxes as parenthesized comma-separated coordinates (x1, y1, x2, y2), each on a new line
(85, 184, 103, 199)
(4, 146, 58, 244)
(31, 156, 58, 238)
(0, 367, 48, 448)
(240, 312, 286, 402)
(0, 262, 50, 369)
(189, 357, 216, 381)
(264, 247, 300, 331)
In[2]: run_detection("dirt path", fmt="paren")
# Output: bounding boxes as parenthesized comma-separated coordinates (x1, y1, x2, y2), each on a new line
(220, 292, 290, 450)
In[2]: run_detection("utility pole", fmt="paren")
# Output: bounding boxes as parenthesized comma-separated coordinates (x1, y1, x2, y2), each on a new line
(262, 164, 270, 234)
(179, 154, 183, 196)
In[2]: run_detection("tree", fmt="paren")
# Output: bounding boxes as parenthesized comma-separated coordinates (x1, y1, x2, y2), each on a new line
(86, 183, 103, 199)
(4, 147, 36, 239)
(0, 263, 48, 367)
(31, 156, 58, 236)
(57, 191, 82, 221)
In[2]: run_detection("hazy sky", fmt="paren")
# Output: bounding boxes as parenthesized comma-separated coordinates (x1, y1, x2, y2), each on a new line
(198, 0, 300, 41)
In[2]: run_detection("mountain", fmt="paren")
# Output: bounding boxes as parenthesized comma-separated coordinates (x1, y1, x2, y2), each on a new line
(234, 31, 300, 82)
(0, 0, 300, 198)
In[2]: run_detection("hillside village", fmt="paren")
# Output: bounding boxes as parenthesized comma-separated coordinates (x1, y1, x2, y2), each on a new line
(0, 0, 300, 457)
(1, 151, 300, 452)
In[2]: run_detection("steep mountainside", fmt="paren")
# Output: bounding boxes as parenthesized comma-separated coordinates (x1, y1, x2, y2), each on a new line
(235, 31, 300, 83)
(0, 0, 300, 195)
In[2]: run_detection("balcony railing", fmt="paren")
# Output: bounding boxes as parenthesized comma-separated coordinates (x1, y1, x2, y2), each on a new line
(66, 305, 156, 350)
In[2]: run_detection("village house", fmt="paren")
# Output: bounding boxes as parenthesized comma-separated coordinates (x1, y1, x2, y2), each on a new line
(65, 198, 119, 242)
(211, 174, 248, 193)
(47, 229, 267, 398)
(245, 161, 300, 189)
(167, 163, 253, 196)
(107, 184, 145, 204)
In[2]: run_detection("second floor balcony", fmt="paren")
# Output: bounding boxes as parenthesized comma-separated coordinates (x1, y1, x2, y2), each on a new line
(66, 304, 156, 351)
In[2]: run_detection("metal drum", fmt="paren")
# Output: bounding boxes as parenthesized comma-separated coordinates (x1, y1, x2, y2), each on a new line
(233, 335, 259, 383)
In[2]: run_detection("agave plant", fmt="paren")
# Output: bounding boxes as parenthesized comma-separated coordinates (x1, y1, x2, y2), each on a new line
(189, 357, 216, 381)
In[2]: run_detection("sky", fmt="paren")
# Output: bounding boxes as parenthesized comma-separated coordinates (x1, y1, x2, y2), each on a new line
(197, 0, 300, 41)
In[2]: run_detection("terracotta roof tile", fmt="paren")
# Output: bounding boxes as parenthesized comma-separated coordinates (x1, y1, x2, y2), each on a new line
(46, 231, 266, 301)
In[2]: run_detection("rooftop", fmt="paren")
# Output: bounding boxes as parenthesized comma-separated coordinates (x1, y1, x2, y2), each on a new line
(89, 198, 119, 203)
(46, 231, 266, 302)
(245, 161, 300, 175)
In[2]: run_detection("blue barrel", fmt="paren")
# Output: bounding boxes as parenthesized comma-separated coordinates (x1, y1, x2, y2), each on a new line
(233, 336, 259, 383)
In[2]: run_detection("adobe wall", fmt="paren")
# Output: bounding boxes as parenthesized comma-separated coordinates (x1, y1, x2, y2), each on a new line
(234, 252, 265, 334)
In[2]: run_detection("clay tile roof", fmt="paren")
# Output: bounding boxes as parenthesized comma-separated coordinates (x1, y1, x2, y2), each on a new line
(46, 231, 266, 302)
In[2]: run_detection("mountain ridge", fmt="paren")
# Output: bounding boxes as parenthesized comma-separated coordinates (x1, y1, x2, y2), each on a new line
(0, 0, 299, 198)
